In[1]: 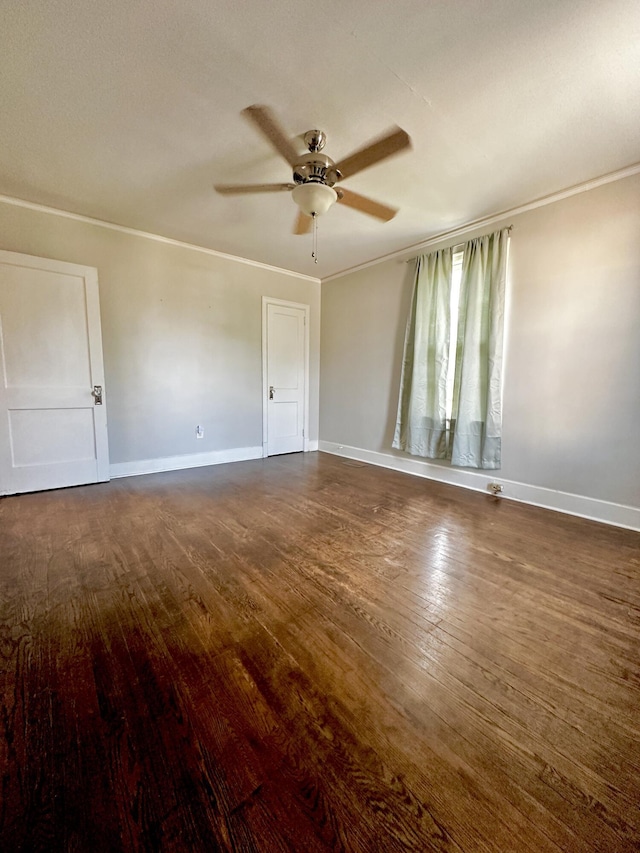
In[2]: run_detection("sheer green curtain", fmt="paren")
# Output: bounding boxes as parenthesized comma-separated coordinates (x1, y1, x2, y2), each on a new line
(450, 228, 509, 468)
(392, 248, 452, 458)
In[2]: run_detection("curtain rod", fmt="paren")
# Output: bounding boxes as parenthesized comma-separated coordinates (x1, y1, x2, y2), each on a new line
(406, 225, 513, 262)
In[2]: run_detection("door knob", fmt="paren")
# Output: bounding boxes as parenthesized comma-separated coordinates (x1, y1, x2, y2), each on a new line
(92, 385, 103, 405)
(269, 385, 275, 400)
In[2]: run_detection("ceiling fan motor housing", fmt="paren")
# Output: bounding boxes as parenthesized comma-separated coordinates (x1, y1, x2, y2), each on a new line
(293, 151, 340, 187)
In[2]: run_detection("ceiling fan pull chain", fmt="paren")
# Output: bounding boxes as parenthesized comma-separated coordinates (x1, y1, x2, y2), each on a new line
(312, 213, 318, 264)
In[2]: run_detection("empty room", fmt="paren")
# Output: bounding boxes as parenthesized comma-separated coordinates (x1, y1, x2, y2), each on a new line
(1, 1, 639, 851)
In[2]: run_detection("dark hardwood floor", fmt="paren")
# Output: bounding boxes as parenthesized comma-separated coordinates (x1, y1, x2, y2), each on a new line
(1, 452, 639, 852)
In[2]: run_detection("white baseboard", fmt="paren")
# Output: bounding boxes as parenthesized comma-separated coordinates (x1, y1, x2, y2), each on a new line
(319, 441, 640, 532)
(110, 446, 264, 479)
(110, 442, 320, 480)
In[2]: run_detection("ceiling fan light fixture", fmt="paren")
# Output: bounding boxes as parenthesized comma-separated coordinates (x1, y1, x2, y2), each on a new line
(291, 182, 337, 218)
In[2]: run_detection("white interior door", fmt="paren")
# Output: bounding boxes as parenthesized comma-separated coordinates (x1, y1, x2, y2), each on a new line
(0, 250, 109, 495)
(263, 299, 308, 456)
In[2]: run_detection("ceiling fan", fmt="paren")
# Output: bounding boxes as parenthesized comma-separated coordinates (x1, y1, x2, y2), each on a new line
(214, 105, 411, 235)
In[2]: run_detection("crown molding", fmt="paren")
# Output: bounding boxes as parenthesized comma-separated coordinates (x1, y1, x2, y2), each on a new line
(3, 158, 639, 287)
(0, 194, 321, 284)
(322, 160, 640, 283)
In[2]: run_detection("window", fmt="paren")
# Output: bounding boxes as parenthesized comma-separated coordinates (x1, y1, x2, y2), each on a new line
(393, 229, 509, 469)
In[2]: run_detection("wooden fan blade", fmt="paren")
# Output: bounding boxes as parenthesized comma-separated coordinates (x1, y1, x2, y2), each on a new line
(293, 210, 313, 235)
(337, 188, 398, 221)
(242, 105, 300, 167)
(334, 127, 411, 180)
(214, 183, 295, 195)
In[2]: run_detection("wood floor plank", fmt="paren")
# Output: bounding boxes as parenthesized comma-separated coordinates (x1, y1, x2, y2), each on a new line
(275, 542, 640, 805)
(1, 452, 639, 851)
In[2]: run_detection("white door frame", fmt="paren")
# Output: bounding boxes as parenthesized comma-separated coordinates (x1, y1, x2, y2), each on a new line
(262, 296, 310, 457)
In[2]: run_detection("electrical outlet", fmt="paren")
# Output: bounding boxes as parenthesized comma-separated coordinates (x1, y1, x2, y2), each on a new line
(196, 425, 204, 439)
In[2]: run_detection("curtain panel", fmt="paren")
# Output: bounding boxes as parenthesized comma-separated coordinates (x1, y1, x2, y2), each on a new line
(393, 228, 508, 469)
(450, 229, 508, 468)
(392, 249, 452, 458)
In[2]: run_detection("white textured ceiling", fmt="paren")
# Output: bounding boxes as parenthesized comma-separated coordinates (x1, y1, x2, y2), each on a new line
(1, 0, 639, 278)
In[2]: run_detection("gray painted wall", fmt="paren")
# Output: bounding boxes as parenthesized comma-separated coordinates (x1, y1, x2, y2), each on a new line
(320, 173, 640, 508)
(0, 202, 320, 465)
